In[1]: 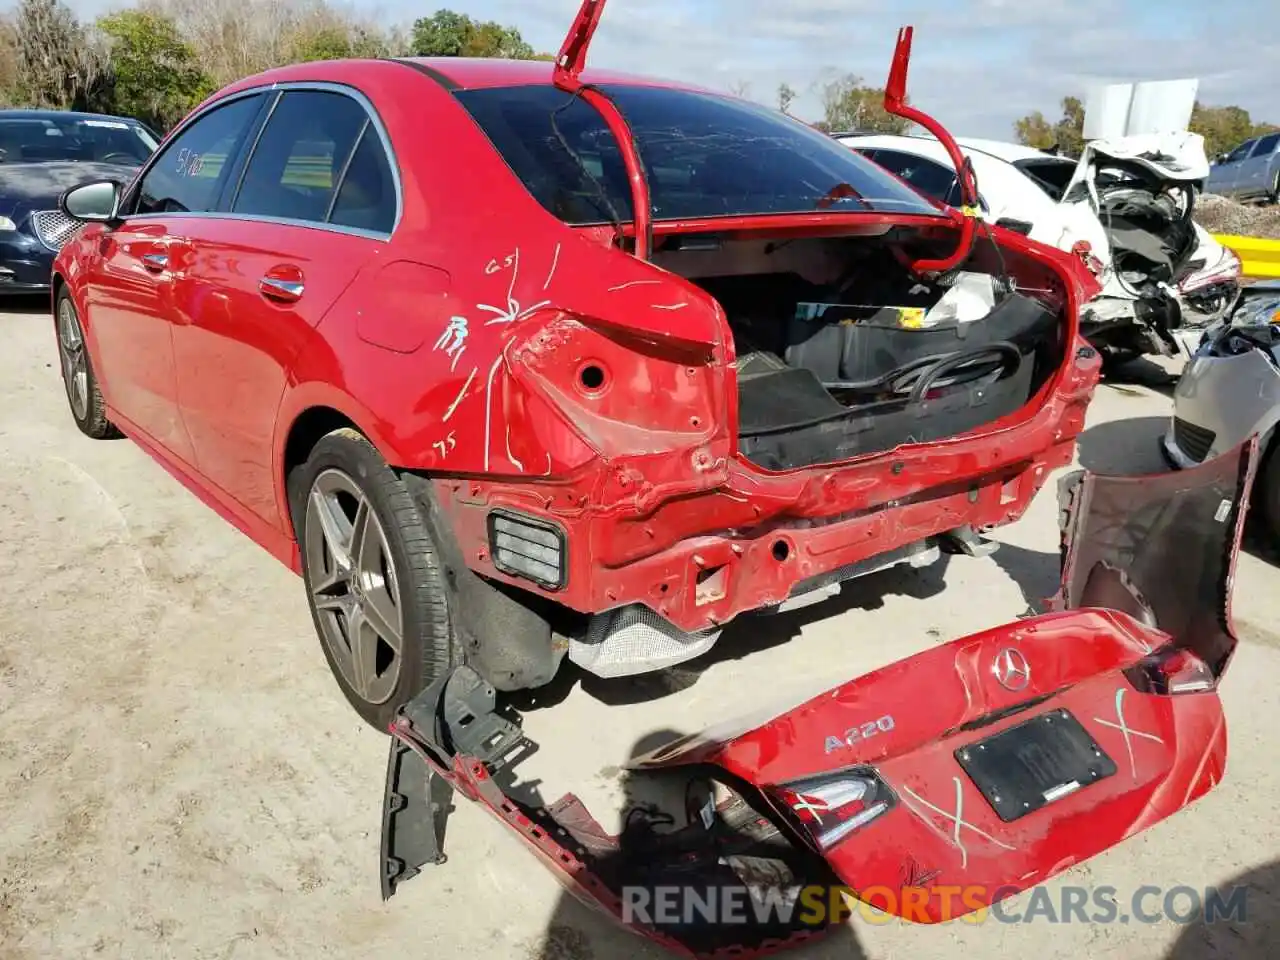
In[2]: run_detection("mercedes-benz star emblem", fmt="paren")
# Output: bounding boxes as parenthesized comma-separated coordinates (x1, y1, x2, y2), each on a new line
(992, 648, 1031, 692)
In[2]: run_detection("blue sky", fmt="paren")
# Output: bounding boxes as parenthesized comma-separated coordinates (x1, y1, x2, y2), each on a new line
(61, 0, 1277, 139)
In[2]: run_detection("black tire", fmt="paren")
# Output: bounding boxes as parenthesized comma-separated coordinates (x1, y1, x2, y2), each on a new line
(288, 427, 459, 730)
(55, 288, 119, 439)
(1099, 346, 1141, 375)
(1269, 172, 1280, 206)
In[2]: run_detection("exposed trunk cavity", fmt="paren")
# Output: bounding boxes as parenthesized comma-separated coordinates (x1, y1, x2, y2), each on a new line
(652, 229, 1070, 471)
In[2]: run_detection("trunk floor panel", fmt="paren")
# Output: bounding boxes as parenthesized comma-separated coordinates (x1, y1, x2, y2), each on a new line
(735, 291, 1062, 471)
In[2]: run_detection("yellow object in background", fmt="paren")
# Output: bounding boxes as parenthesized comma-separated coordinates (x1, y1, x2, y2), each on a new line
(895, 307, 927, 328)
(1213, 234, 1280, 280)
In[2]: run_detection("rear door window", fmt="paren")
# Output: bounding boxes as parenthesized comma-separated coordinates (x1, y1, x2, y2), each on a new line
(861, 149, 956, 205)
(232, 91, 365, 223)
(231, 89, 395, 231)
(328, 126, 397, 233)
(133, 94, 265, 215)
(1250, 133, 1280, 157)
(1013, 158, 1078, 201)
(1223, 140, 1254, 164)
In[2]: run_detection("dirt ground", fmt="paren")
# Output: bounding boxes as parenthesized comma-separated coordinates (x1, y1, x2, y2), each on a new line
(3, 298, 1280, 960)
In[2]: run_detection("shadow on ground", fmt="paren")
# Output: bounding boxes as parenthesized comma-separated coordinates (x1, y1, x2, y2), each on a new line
(512, 731, 871, 960)
(511, 553, 956, 712)
(1102, 356, 1180, 395)
(1164, 859, 1280, 960)
(0, 294, 49, 315)
(1075, 414, 1172, 475)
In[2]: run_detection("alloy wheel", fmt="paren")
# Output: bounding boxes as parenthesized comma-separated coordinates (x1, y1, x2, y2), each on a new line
(57, 297, 89, 421)
(304, 468, 405, 705)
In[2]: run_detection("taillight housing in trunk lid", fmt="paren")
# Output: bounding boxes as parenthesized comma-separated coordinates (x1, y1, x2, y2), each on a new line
(768, 768, 897, 851)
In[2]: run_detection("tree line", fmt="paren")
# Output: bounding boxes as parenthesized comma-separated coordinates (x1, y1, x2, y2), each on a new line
(2, 0, 1271, 157)
(1014, 96, 1279, 160)
(0, 0, 554, 133)
(0, 0, 912, 138)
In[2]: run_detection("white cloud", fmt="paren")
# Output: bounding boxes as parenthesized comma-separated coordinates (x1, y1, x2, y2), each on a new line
(459, 0, 1277, 140)
(55, 0, 1278, 141)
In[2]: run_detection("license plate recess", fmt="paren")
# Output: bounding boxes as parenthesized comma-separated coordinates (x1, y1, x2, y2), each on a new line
(955, 708, 1118, 823)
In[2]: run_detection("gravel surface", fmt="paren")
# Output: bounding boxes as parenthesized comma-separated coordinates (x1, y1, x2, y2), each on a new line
(1194, 193, 1280, 239)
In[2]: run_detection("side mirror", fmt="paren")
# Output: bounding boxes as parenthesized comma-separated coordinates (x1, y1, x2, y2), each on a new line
(1216, 154, 1229, 165)
(60, 180, 121, 223)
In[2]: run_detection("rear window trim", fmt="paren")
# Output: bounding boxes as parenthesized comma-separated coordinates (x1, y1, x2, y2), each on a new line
(453, 82, 949, 228)
(123, 80, 404, 241)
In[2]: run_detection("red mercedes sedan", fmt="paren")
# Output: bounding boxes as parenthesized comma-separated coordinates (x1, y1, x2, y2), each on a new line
(50, 3, 1261, 941)
(50, 48, 1106, 731)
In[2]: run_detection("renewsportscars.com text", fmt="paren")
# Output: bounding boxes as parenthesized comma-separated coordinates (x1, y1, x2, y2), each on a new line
(621, 883, 1249, 927)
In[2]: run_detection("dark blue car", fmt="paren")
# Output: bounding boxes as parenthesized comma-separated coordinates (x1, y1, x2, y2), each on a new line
(0, 109, 160, 295)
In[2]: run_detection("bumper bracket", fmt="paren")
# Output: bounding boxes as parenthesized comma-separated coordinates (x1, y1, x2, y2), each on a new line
(380, 665, 530, 900)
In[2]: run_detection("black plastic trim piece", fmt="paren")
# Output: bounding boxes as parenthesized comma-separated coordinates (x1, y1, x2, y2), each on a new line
(390, 58, 462, 91)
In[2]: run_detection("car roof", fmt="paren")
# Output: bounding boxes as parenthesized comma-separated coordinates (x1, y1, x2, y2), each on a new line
(839, 132, 1071, 167)
(0, 108, 144, 124)
(954, 137, 1065, 163)
(220, 57, 738, 107)
(402, 57, 724, 96)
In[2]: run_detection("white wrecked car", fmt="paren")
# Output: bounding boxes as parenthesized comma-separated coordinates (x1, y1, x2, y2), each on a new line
(841, 132, 1243, 366)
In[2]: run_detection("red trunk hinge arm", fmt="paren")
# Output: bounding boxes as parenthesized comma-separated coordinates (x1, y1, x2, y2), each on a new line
(884, 27, 980, 275)
(553, 0, 653, 260)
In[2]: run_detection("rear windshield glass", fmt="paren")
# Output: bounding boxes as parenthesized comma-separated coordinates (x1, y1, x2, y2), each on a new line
(455, 84, 943, 224)
(1014, 158, 1078, 202)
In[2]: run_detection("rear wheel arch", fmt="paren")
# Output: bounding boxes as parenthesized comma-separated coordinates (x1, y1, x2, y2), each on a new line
(282, 406, 364, 495)
(279, 402, 566, 716)
(275, 399, 400, 536)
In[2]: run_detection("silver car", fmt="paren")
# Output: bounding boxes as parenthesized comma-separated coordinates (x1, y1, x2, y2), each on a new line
(1163, 280, 1280, 535)
(1205, 132, 1280, 204)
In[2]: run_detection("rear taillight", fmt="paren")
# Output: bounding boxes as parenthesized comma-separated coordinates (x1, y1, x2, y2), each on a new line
(1221, 246, 1243, 279)
(506, 309, 725, 456)
(768, 768, 896, 850)
(1123, 644, 1217, 695)
(1179, 247, 1243, 293)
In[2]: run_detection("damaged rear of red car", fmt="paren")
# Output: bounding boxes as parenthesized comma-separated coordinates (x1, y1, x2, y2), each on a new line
(377, 7, 1257, 953)
(418, 13, 1105, 691)
(384, 438, 1258, 956)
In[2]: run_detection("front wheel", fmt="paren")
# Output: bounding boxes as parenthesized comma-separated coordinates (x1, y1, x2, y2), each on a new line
(55, 289, 118, 439)
(289, 428, 459, 730)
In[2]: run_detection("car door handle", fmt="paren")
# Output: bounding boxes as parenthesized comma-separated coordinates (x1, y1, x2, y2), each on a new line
(141, 252, 168, 272)
(259, 272, 304, 303)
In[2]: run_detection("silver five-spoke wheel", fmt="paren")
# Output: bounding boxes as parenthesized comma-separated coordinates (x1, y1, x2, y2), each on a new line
(57, 296, 89, 421)
(304, 468, 405, 705)
(55, 290, 116, 439)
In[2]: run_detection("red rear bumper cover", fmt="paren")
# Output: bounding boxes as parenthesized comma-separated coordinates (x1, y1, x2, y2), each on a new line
(433, 346, 1098, 633)
(385, 439, 1257, 956)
